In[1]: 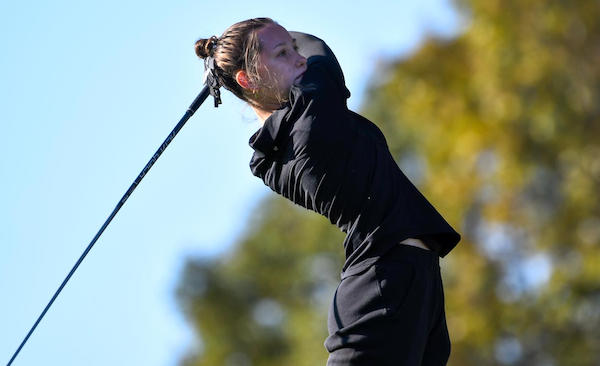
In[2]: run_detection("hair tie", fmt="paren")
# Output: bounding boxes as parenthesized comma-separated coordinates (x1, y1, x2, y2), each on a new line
(208, 36, 218, 56)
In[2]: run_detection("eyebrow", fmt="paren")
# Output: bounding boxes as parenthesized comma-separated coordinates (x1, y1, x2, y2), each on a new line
(272, 38, 297, 50)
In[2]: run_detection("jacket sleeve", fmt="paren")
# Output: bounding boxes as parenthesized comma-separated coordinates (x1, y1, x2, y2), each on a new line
(289, 31, 351, 100)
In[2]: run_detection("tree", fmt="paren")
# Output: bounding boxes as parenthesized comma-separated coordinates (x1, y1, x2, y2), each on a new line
(364, 0, 600, 364)
(177, 0, 600, 364)
(177, 197, 344, 366)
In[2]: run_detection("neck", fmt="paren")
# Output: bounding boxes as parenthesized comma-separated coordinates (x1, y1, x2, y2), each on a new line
(252, 105, 275, 126)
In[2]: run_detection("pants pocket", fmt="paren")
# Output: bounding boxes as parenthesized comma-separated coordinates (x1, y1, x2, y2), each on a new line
(374, 262, 417, 319)
(327, 265, 383, 335)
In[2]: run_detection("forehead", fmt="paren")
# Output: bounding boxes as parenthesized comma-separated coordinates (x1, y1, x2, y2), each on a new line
(257, 23, 294, 50)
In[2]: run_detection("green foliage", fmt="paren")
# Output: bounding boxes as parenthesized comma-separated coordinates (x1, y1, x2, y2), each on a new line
(364, 0, 600, 364)
(177, 0, 600, 364)
(177, 197, 344, 365)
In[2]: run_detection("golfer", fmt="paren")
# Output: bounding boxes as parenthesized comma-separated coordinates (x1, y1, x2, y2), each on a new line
(195, 17, 461, 366)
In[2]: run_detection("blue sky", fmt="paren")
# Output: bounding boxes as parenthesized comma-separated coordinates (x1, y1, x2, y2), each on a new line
(0, 1, 462, 365)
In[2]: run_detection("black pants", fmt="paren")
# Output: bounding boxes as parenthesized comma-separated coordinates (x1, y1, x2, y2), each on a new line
(325, 245, 450, 365)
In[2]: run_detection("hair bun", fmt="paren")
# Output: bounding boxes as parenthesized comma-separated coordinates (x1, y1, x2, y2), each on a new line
(194, 36, 218, 59)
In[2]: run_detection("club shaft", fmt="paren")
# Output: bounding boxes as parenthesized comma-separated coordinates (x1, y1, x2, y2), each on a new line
(6, 86, 210, 366)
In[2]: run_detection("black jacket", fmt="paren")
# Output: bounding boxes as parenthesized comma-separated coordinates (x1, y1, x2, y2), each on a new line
(249, 32, 460, 278)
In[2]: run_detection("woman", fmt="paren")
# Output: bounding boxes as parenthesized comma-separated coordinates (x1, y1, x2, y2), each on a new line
(195, 18, 461, 365)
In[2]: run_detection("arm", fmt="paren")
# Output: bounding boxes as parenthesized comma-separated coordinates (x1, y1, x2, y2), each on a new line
(290, 32, 351, 100)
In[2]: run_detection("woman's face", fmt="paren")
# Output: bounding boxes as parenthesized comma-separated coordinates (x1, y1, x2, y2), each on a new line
(254, 23, 307, 107)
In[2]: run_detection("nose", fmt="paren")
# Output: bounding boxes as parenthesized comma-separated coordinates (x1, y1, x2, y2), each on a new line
(296, 53, 307, 67)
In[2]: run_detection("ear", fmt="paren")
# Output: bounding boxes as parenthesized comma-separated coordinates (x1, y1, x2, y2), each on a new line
(235, 70, 258, 91)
